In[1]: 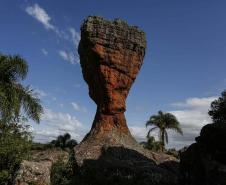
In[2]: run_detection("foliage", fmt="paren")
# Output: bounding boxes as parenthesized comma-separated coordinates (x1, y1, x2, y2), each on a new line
(50, 150, 77, 185)
(146, 111, 183, 150)
(141, 136, 163, 152)
(51, 133, 78, 149)
(0, 122, 32, 185)
(208, 90, 226, 124)
(0, 54, 43, 123)
(0, 53, 43, 185)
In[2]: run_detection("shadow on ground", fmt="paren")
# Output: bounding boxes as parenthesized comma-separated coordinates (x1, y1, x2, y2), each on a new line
(70, 146, 179, 185)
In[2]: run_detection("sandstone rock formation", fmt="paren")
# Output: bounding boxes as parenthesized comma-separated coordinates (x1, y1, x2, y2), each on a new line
(180, 122, 226, 185)
(78, 16, 146, 140)
(76, 16, 171, 163)
(75, 16, 147, 162)
(73, 16, 180, 185)
(15, 149, 68, 185)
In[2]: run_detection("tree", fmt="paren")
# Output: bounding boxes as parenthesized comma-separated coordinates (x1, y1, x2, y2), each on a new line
(208, 90, 226, 124)
(53, 133, 78, 149)
(0, 53, 43, 184)
(0, 122, 32, 185)
(0, 54, 43, 123)
(146, 111, 183, 150)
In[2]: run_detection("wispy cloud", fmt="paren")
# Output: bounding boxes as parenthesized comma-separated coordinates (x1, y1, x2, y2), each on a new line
(41, 48, 48, 56)
(25, 3, 80, 65)
(26, 4, 55, 30)
(59, 50, 79, 64)
(71, 102, 80, 111)
(33, 87, 47, 98)
(171, 96, 217, 110)
(68, 27, 80, 49)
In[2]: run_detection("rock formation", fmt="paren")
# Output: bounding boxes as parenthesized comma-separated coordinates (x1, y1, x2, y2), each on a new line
(73, 16, 180, 185)
(180, 122, 226, 185)
(75, 16, 147, 162)
(78, 16, 146, 140)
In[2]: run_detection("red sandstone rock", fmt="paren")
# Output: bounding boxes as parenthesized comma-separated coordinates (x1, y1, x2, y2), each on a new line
(78, 16, 146, 140)
(75, 16, 176, 165)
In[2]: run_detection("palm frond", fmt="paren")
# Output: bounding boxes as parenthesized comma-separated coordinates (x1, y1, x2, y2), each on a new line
(0, 54, 28, 82)
(147, 126, 158, 138)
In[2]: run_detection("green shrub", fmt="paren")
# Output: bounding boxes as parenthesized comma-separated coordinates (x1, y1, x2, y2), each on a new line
(142, 136, 164, 152)
(0, 122, 32, 185)
(50, 150, 77, 185)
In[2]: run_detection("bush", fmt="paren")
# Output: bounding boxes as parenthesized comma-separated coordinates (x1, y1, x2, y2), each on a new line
(50, 150, 77, 185)
(0, 122, 32, 185)
(142, 136, 164, 152)
(51, 133, 77, 150)
(208, 90, 226, 124)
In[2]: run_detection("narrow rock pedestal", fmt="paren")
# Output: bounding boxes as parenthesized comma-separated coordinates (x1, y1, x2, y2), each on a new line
(75, 16, 175, 164)
(73, 16, 179, 185)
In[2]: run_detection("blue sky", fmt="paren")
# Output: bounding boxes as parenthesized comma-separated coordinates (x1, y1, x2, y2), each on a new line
(1, 0, 226, 149)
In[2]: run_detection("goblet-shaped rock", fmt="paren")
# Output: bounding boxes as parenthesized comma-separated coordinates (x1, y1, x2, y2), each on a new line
(78, 16, 146, 141)
(75, 16, 149, 164)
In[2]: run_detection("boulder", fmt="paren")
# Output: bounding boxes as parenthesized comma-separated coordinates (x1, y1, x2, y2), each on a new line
(180, 123, 226, 185)
(14, 149, 68, 185)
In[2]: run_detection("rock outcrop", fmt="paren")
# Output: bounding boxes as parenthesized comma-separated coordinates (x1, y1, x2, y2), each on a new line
(180, 122, 226, 185)
(76, 16, 176, 164)
(14, 149, 68, 185)
(78, 16, 146, 140)
(74, 16, 179, 185)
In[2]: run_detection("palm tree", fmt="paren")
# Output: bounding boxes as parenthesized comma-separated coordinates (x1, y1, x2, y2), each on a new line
(0, 54, 43, 123)
(54, 133, 77, 149)
(146, 111, 183, 150)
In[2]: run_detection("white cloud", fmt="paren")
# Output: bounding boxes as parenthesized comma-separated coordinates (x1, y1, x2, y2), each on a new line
(71, 102, 80, 111)
(68, 27, 80, 48)
(129, 96, 218, 150)
(59, 50, 79, 64)
(42, 108, 82, 129)
(34, 88, 47, 98)
(32, 108, 87, 142)
(171, 96, 217, 110)
(129, 126, 149, 141)
(26, 4, 80, 65)
(26, 4, 55, 30)
(41, 48, 48, 55)
(167, 96, 218, 149)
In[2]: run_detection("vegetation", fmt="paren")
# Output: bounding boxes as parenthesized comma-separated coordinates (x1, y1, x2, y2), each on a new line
(50, 149, 77, 185)
(146, 111, 183, 151)
(51, 133, 78, 149)
(0, 54, 43, 184)
(208, 90, 226, 124)
(141, 136, 163, 152)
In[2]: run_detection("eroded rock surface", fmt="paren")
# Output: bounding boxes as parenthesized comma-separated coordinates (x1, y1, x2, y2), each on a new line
(78, 16, 146, 140)
(74, 16, 179, 185)
(14, 149, 68, 185)
(76, 16, 177, 165)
